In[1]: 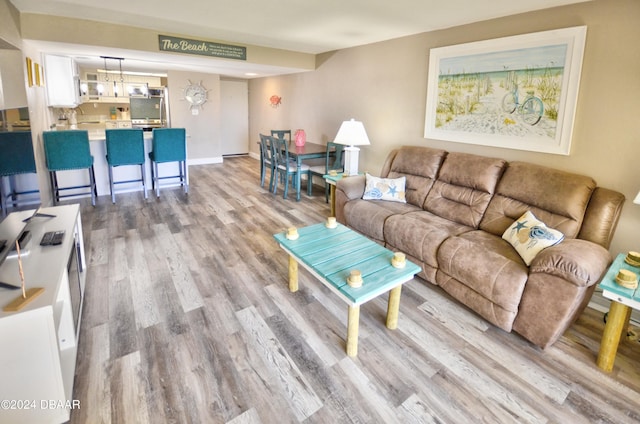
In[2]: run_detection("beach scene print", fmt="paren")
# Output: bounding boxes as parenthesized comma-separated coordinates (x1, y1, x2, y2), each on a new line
(434, 44, 568, 141)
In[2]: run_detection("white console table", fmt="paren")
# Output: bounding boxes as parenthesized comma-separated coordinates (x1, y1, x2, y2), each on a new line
(0, 204, 86, 424)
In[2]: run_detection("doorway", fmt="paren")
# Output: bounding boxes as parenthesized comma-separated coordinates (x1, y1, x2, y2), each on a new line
(220, 79, 248, 156)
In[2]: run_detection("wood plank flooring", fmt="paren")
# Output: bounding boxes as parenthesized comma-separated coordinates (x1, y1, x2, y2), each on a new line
(69, 156, 640, 423)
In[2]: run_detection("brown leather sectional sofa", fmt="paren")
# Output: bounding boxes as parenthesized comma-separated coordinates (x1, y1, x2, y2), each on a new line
(334, 145, 625, 348)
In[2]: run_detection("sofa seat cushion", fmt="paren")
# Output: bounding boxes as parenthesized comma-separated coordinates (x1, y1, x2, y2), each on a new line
(343, 199, 421, 242)
(384, 211, 473, 271)
(436, 231, 529, 330)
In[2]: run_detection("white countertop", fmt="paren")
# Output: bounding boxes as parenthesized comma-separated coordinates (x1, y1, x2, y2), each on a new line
(86, 130, 153, 141)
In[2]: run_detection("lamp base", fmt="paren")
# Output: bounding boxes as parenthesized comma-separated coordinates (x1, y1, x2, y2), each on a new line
(344, 146, 360, 176)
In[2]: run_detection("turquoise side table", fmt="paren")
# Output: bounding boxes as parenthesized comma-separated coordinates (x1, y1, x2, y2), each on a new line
(323, 173, 363, 217)
(596, 253, 640, 371)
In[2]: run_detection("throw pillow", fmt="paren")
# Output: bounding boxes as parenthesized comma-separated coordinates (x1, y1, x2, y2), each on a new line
(502, 210, 564, 266)
(362, 173, 406, 203)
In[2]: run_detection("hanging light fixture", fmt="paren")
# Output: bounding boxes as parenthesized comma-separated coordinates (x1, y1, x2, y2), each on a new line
(99, 56, 125, 97)
(97, 56, 108, 96)
(115, 58, 125, 97)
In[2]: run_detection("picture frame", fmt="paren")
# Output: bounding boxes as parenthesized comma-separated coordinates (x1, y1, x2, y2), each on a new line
(424, 26, 587, 155)
(26, 57, 33, 87)
(35, 63, 42, 87)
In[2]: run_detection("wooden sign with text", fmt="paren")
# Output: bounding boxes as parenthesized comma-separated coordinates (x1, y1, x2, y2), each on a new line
(158, 35, 247, 60)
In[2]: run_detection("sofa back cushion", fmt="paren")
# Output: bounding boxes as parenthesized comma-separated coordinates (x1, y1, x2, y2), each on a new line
(423, 153, 506, 228)
(480, 162, 596, 238)
(384, 146, 447, 207)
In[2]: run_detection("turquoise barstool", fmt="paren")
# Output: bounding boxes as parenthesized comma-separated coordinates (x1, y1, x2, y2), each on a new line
(0, 131, 40, 216)
(105, 128, 147, 203)
(43, 130, 97, 206)
(149, 128, 188, 197)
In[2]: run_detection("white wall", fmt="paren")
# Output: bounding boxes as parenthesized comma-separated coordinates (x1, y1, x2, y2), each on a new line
(167, 70, 222, 164)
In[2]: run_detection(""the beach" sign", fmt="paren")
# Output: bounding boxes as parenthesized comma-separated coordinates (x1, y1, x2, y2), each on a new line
(159, 35, 247, 60)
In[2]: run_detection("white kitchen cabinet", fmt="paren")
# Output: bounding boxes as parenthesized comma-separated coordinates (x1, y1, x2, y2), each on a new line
(0, 49, 28, 109)
(0, 205, 86, 424)
(79, 71, 162, 103)
(44, 54, 80, 107)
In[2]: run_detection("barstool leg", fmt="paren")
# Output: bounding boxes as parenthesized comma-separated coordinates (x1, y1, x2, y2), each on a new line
(182, 161, 189, 194)
(108, 166, 115, 204)
(150, 160, 155, 192)
(89, 166, 97, 207)
(0, 176, 7, 216)
(141, 163, 147, 199)
(182, 160, 189, 194)
(49, 171, 59, 205)
(151, 162, 160, 197)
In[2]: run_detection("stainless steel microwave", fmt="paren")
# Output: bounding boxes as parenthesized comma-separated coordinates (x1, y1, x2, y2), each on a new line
(148, 87, 166, 97)
(127, 83, 149, 98)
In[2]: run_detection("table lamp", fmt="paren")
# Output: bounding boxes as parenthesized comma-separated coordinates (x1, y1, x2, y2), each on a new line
(333, 118, 370, 176)
(635, 191, 640, 205)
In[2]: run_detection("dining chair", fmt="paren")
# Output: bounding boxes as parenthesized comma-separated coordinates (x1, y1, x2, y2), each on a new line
(43, 130, 97, 206)
(105, 128, 147, 203)
(0, 131, 40, 216)
(308, 142, 345, 202)
(270, 130, 291, 145)
(272, 136, 310, 200)
(149, 128, 188, 197)
(259, 133, 276, 192)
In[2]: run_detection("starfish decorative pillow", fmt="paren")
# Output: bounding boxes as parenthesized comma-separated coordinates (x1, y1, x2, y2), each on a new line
(362, 173, 406, 203)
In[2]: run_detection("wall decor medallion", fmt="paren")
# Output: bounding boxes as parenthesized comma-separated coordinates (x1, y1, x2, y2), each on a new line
(183, 80, 208, 110)
(270, 95, 282, 108)
(424, 26, 587, 155)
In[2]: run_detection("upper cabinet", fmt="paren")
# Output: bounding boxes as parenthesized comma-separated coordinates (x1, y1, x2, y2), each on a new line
(0, 49, 28, 110)
(44, 54, 80, 108)
(79, 71, 162, 103)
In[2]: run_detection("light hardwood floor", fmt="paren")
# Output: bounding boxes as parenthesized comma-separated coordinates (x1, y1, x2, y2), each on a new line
(69, 156, 640, 423)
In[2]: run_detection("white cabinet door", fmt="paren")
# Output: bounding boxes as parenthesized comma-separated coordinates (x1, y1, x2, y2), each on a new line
(44, 54, 80, 107)
(0, 49, 28, 109)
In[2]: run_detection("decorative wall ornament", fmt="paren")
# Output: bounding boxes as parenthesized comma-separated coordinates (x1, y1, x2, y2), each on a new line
(424, 26, 587, 156)
(183, 80, 208, 110)
(270, 95, 282, 108)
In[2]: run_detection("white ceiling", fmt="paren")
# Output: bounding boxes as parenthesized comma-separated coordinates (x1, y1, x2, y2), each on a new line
(9, 0, 590, 78)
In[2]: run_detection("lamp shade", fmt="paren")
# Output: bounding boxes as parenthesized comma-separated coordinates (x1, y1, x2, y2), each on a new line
(634, 191, 640, 205)
(333, 119, 370, 146)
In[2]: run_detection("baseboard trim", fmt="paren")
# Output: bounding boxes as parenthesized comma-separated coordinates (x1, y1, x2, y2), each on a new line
(188, 157, 223, 165)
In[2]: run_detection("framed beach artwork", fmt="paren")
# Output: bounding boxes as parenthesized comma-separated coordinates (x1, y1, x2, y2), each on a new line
(424, 26, 587, 155)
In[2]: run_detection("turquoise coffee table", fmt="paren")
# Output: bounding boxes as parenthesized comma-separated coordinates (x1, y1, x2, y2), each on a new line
(274, 223, 421, 356)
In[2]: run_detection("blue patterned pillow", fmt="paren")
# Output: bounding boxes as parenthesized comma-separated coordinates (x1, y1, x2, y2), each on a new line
(362, 173, 406, 203)
(502, 211, 564, 266)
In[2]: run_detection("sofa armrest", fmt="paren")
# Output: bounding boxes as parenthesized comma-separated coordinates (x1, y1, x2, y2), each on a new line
(577, 187, 625, 249)
(334, 175, 366, 223)
(529, 238, 612, 287)
(336, 175, 366, 200)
